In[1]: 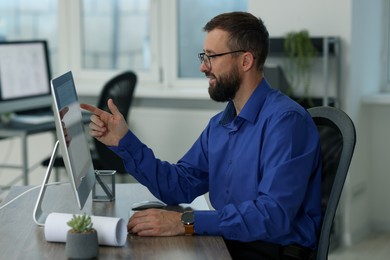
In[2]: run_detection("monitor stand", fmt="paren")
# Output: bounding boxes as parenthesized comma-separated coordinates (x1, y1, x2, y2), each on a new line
(33, 141, 116, 226)
(33, 140, 60, 226)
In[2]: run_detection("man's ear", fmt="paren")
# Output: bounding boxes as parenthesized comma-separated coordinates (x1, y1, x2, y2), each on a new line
(242, 52, 255, 71)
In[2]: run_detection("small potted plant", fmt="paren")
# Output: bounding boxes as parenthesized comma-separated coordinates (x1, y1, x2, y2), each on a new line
(283, 30, 317, 107)
(0, 112, 12, 125)
(65, 213, 99, 259)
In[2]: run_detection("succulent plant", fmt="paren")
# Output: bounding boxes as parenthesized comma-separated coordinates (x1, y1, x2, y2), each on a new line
(67, 213, 94, 233)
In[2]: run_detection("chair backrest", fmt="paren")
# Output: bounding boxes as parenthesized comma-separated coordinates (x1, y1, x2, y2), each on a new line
(307, 106, 356, 260)
(93, 71, 137, 173)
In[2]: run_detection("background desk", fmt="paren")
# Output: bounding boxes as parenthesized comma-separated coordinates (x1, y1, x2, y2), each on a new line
(0, 119, 57, 185)
(0, 113, 90, 185)
(0, 183, 231, 259)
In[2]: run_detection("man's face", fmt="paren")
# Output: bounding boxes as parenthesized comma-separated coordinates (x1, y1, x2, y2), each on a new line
(200, 29, 242, 102)
(208, 63, 241, 102)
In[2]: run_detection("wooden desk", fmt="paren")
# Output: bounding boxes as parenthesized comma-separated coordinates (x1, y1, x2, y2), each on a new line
(0, 183, 231, 259)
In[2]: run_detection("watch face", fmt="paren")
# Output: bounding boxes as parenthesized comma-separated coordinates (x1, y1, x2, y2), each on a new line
(181, 211, 194, 225)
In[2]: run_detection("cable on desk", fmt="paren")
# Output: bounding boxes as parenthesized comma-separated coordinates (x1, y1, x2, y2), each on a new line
(0, 182, 68, 210)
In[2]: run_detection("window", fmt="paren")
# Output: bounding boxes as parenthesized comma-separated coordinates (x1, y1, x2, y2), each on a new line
(67, 0, 159, 89)
(81, 0, 151, 72)
(0, 0, 248, 95)
(380, 0, 390, 92)
(79, 0, 247, 80)
(70, 0, 248, 93)
(177, 0, 247, 78)
(0, 0, 58, 74)
(386, 0, 390, 90)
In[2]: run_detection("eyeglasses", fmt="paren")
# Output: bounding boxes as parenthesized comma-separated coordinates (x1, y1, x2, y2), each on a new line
(198, 50, 247, 69)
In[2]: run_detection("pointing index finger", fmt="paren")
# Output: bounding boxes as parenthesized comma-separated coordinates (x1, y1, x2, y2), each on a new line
(80, 103, 105, 116)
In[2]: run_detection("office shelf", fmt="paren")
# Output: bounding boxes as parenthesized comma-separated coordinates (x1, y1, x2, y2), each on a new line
(269, 37, 341, 107)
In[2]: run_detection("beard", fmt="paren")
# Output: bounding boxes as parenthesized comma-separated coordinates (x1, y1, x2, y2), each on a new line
(208, 65, 241, 102)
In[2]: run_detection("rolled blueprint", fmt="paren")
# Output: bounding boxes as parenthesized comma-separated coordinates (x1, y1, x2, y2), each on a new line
(44, 212, 127, 246)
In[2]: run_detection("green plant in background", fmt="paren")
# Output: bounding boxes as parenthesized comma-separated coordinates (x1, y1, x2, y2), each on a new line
(284, 30, 317, 106)
(0, 112, 12, 124)
(67, 213, 94, 233)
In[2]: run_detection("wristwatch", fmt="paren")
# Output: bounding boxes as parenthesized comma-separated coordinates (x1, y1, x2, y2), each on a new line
(181, 210, 195, 235)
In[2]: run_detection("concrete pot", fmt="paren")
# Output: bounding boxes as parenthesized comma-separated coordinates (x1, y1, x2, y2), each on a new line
(65, 229, 99, 259)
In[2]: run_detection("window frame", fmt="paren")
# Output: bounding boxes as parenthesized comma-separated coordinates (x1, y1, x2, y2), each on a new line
(382, 0, 390, 92)
(166, 1, 209, 91)
(59, 0, 164, 95)
(57, 0, 220, 97)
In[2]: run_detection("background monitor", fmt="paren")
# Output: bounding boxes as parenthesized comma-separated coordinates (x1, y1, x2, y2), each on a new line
(0, 40, 52, 114)
(51, 71, 95, 209)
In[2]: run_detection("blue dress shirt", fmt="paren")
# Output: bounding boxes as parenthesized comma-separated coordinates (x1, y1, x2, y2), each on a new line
(111, 79, 322, 248)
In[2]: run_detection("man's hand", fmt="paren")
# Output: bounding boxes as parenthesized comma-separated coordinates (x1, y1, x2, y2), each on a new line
(128, 209, 185, 236)
(59, 107, 71, 147)
(80, 99, 129, 146)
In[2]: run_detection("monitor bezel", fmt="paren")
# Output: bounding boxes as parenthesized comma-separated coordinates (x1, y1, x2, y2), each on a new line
(0, 40, 52, 114)
(50, 71, 96, 209)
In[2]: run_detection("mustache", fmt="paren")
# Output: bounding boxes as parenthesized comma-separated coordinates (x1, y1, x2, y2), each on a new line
(205, 72, 215, 78)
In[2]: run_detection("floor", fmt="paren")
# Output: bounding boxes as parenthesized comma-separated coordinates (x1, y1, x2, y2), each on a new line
(329, 232, 390, 260)
(0, 142, 389, 260)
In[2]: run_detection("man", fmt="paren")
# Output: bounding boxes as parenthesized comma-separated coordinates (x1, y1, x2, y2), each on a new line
(81, 12, 322, 260)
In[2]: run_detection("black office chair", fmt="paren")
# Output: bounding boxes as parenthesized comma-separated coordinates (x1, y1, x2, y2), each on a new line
(91, 71, 137, 173)
(41, 71, 137, 177)
(307, 106, 356, 260)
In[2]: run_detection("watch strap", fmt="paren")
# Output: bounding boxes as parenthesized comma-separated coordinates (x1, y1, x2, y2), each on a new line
(182, 210, 195, 235)
(184, 224, 194, 235)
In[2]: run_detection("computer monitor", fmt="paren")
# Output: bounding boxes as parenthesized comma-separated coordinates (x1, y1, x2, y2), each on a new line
(33, 71, 96, 226)
(0, 40, 52, 114)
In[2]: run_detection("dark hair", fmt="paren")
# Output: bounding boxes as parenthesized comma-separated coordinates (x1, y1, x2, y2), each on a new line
(203, 12, 269, 72)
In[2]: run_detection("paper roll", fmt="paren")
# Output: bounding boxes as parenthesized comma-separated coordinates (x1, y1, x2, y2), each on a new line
(44, 212, 127, 246)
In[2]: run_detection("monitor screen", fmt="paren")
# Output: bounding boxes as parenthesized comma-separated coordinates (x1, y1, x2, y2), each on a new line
(0, 40, 52, 114)
(51, 71, 95, 209)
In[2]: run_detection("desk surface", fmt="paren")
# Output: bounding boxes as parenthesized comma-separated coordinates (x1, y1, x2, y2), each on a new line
(0, 183, 231, 259)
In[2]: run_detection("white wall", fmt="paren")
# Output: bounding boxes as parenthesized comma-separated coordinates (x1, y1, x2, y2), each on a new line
(368, 104, 390, 231)
(129, 107, 220, 162)
(340, 0, 379, 245)
(250, 0, 351, 37)
(352, 0, 390, 238)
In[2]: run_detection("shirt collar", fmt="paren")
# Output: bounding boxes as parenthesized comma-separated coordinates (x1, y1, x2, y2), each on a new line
(219, 100, 236, 125)
(219, 78, 272, 125)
